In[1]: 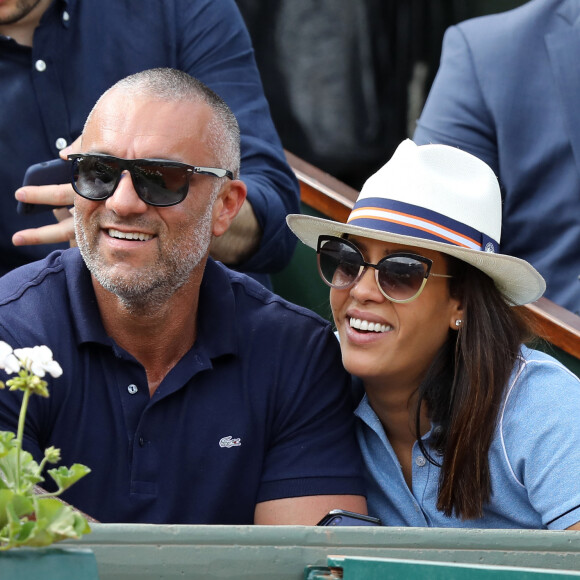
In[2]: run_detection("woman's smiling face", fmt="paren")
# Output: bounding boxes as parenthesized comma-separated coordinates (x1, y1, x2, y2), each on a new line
(330, 236, 462, 390)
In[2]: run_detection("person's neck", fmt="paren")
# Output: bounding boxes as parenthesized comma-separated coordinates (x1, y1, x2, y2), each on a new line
(0, 0, 54, 47)
(364, 378, 430, 443)
(94, 277, 201, 397)
(365, 380, 431, 489)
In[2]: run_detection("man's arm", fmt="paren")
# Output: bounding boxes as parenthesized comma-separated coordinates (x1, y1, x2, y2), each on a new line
(178, 0, 299, 273)
(413, 24, 499, 174)
(209, 199, 261, 265)
(254, 495, 367, 525)
(12, 0, 300, 275)
(252, 319, 366, 524)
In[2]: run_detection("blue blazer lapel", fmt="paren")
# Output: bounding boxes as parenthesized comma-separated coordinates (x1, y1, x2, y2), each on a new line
(545, 0, 580, 179)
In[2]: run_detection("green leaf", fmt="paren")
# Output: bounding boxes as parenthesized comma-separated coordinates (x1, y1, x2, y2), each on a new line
(0, 447, 43, 493)
(0, 495, 91, 549)
(0, 434, 18, 490)
(0, 495, 36, 549)
(47, 463, 91, 492)
(0, 518, 37, 549)
(0, 431, 16, 458)
(72, 510, 92, 536)
(0, 344, 90, 550)
(0, 489, 33, 529)
(21, 498, 91, 547)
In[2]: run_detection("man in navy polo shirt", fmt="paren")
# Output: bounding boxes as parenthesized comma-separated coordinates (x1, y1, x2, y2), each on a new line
(0, 68, 367, 524)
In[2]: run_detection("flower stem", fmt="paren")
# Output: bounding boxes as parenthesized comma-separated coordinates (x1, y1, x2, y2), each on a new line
(15, 381, 31, 493)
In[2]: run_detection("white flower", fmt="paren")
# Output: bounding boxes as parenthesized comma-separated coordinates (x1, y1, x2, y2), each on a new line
(13, 345, 63, 378)
(0, 340, 21, 375)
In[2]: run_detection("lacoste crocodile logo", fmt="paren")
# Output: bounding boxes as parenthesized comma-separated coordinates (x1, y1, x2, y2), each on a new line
(219, 435, 241, 448)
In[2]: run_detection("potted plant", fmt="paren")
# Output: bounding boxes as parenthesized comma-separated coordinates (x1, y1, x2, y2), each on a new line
(0, 342, 98, 577)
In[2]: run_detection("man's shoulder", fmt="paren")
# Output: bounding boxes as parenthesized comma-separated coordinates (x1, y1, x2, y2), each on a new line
(223, 264, 332, 330)
(0, 250, 85, 348)
(0, 249, 78, 308)
(457, 0, 563, 40)
(198, 261, 339, 366)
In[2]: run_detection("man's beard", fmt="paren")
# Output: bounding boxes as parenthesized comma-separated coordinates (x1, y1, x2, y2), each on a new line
(75, 204, 214, 314)
(0, 0, 45, 25)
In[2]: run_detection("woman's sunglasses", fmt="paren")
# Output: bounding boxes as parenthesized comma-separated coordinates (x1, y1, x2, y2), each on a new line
(317, 235, 452, 303)
(68, 153, 234, 207)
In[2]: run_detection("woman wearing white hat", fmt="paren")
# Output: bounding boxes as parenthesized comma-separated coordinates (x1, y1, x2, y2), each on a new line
(287, 140, 580, 529)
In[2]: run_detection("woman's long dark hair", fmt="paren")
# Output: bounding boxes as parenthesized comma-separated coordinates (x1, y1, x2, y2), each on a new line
(415, 258, 535, 520)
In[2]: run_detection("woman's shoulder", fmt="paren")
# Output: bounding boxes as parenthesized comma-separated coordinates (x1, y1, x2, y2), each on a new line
(514, 345, 579, 384)
(496, 346, 580, 528)
(502, 345, 580, 420)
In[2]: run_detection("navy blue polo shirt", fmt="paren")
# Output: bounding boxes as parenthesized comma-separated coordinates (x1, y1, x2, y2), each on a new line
(0, 250, 364, 524)
(0, 0, 299, 277)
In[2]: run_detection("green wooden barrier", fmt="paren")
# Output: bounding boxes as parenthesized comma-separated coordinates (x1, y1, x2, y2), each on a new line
(73, 524, 580, 580)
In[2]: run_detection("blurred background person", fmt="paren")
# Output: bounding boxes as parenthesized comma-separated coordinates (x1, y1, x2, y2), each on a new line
(235, 0, 524, 189)
(414, 0, 579, 313)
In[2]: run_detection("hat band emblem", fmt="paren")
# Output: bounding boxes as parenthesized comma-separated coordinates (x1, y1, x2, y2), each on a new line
(347, 197, 499, 253)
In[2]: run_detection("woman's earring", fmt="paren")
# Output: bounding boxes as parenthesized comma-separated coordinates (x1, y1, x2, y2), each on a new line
(455, 319, 462, 328)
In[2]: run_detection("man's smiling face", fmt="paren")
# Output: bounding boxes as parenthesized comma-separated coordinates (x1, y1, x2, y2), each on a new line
(74, 89, 222, 309)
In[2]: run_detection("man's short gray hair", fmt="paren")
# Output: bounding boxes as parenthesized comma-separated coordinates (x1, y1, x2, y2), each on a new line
(87, 68, 241, 178)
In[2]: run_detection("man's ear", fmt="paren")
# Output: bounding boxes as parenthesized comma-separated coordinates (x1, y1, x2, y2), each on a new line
(212, 179, 247, 237)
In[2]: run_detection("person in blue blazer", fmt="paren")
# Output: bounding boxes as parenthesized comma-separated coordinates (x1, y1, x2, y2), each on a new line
(413, 0, 580, 315)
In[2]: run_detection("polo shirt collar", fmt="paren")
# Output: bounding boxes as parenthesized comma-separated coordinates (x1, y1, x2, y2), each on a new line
(65, 250, 238, 360)
(64, 249, 110, 346)
(196, 258, 238, 359)
(355, 393, 387, 442)
(46, 0, 71, 13)
(354, 387, 437, 443)
(38, 0, 71, 26)
(59, 0, 75, 23)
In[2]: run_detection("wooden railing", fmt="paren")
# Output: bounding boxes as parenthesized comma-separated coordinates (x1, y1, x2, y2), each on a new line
(285, 150, 580, 362)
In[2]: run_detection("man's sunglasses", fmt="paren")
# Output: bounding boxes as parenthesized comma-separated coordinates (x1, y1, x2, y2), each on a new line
(317, 235, 452, 303)
(68, 153, 234, 207)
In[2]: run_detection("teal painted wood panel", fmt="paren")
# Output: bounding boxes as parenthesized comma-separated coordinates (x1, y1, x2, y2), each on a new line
(0, 547, 99, 579)
(323, 556, 580, 580)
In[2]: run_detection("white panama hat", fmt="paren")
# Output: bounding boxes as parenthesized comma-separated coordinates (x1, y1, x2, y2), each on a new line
(287, 139, 545, 306)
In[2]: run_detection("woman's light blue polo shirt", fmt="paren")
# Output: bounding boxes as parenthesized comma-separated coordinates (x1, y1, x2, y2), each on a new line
(356, 347, 580, 529)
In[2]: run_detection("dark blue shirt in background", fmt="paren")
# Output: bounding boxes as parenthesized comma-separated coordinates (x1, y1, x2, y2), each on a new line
(0, 250, 365, 524)
(0, 0, 299, 278)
